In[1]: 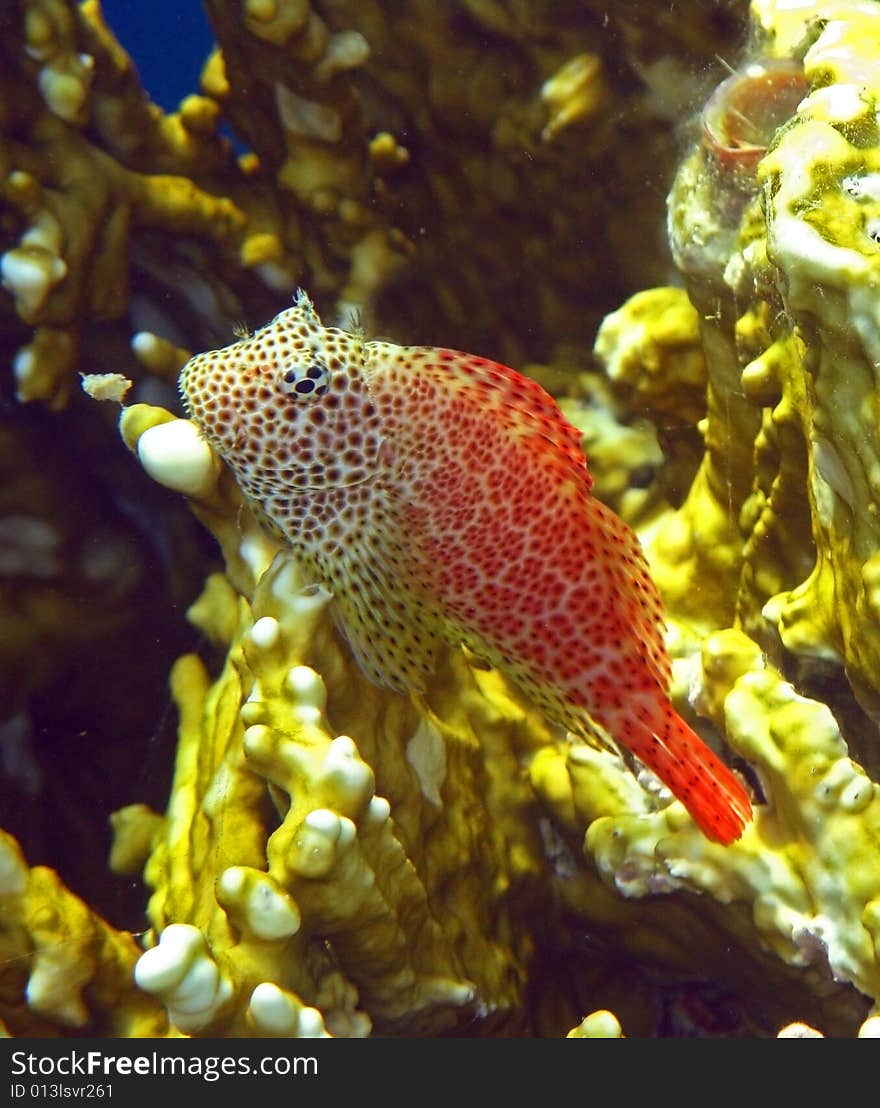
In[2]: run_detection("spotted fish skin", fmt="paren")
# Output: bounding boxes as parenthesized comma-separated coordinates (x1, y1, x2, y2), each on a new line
(179, 291, 752, 844)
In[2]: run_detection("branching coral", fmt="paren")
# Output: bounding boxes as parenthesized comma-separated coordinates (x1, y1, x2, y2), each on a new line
(587, 0, 880, 1024)
(0, 0, 403, 408)
(110, 299, 870, 1038)
(0, 828, 168, 1036)
(1, 0, 735, 411)
(613, 0, 880, 769)
(111, 406, 555, 1036)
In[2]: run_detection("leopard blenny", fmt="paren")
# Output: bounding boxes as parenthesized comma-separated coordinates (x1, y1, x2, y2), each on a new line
(179, 291, 752, 843)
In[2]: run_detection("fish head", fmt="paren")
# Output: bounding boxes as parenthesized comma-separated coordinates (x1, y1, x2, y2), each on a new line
(178, 290, 386, 495)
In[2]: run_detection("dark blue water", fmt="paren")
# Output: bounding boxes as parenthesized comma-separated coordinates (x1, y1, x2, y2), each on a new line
(101, 0, 215, 111)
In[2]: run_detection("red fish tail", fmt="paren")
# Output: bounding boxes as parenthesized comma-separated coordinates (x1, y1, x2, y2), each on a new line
(621, 706, 752, 844)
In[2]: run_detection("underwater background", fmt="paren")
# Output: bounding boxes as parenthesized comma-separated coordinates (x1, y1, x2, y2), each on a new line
(2, 0, 880, 1038)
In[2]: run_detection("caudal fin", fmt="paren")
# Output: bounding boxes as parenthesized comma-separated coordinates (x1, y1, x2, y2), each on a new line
(623, 705, 752, 844)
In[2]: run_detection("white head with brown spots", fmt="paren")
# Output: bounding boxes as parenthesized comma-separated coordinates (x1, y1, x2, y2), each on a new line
(178, 290, 386, 508)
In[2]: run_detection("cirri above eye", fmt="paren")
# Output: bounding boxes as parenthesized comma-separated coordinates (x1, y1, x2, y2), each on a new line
(279, 360, 331, 399)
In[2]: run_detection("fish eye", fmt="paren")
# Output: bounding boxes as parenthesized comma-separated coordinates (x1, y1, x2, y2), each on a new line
(279, 360, 331, 400)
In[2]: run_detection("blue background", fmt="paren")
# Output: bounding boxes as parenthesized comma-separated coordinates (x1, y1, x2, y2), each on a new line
(101, 0, 215, 110)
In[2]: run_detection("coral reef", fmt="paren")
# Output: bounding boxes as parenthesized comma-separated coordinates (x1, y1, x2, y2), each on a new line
(116, 399, 557, 1035)
(591, 0, 880, 1023)
(0, 828, 167, 1036)
(0, 0, 403, 410)
(0, 0, 737, 407)
(5, 0, 880, 1041)
(96, 403, 877, 1037)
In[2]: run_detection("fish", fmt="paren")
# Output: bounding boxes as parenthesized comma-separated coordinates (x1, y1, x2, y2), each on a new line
(179, 290, 753, 844)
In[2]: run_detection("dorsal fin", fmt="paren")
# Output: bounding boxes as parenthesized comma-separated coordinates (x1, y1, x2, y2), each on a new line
(421, 348, 591, 487)
(367, 344, 592, 493)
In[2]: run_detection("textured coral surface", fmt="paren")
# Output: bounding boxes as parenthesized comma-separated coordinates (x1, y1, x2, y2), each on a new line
(3, 0, 880, 1039)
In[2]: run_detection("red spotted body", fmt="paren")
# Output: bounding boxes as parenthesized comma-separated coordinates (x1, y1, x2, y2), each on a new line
(179, 291, 752, 844)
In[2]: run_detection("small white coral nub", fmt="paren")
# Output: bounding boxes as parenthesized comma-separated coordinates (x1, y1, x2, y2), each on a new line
(137, 419, 220, 498)
(135, 924, 232, 1032)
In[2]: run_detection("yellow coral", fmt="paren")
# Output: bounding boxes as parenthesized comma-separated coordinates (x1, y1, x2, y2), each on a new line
(540, 53, 608, 142)
(109, 0, 880, 1031)
(115, 408, 559, 1035)
(0, 830, 168, 1035)
(0, 0, 405, 406)
(640, 1, 880, 701)
(585, 0, 880, 1028)
(566, 1009, 624, 1038)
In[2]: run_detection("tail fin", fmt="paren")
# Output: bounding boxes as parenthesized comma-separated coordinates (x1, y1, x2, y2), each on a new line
(623, 705, 752, 844)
